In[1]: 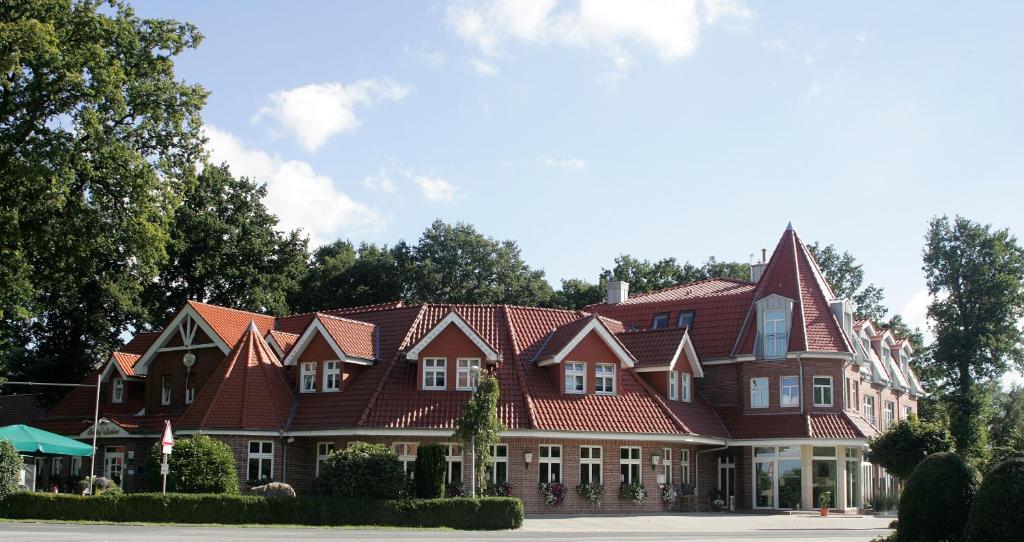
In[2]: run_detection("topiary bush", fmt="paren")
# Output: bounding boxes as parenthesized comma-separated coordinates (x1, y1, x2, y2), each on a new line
(897, 452, 976, 542)
(0, 439, 22, 500)
(316, 441, 406, 499)
(964, 456, 1024, 541)
(414, 443, 447, 498)
(145, 434, 239, 494)
(867, 416, 954, 480)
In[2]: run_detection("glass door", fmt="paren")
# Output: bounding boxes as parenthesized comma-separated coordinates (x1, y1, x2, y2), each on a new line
(103, 446, 125, 485)
(718, 456, 735, 506)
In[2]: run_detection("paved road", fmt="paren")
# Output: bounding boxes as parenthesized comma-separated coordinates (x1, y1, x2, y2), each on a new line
(0, 514, 894, 541)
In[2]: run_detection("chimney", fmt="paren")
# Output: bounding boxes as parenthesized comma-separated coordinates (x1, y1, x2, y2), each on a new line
(606, 280, 629, 304)
(750, 249, 768, 283)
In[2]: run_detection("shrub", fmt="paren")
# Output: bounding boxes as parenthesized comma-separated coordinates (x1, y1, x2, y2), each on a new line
(482, 480, 512, 497)
(661, 484, 679, 508)
(0, 492, 524, 530)
(897, 452, 976, 542)
(145, 434, 239, 494)
(445, 482, 466, 498)
(414, 444, 447, 498)
(0, 440, 21, 500)
(619, 482, 648, 506)
(867, 416, 954, 479)
(965, 457, 1024, 541)
(538, 482, 566, 507)
(868, 491, 900, 512)
(575, 482, 604, 506)
(316, 441, 406, 499)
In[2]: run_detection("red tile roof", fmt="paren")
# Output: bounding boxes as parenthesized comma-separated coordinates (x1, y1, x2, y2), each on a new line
(616, 327, 688, 368)
(266, 330, 299, 356)
(809, 413, 865, 439)
(0, 394, 47, 426)
(317, 313, 377, 360)
(717, 409, 864, 440)
(112, 352, 141, 377)
(187, 300, 276, 347)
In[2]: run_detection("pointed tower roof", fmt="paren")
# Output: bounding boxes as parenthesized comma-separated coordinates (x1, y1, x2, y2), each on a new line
(178, 321, 295, 430)
(731, 226, 851, 356)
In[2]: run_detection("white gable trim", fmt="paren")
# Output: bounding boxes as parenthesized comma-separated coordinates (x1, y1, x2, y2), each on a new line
(264, 333, 285, 359)
(404, 311, 500, 362)
(99, 356, 126, 381)
(80, 417, 132, 439)
(633, 331, 703, 377)
(134, 305, 231, 376)
(282, 317, 374, 366)
(536, 318, 635, 368)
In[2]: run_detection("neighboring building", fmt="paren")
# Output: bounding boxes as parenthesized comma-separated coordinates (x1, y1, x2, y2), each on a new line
(30, 225, 921, 513)
(0, 394, 47, 427)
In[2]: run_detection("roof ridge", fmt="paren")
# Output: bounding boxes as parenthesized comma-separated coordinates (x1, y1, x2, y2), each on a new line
(615, 326, 689, 336)
(358, 305, 429, 427)
(282, 300, 406, 319)
(792, 230, 853, 353)
(501, 305, 538, 430)
(187, 300, 274, 320)
(621, 276, 755, 301)
(316, 312, 378, 327)
(790, 230, 810, 351)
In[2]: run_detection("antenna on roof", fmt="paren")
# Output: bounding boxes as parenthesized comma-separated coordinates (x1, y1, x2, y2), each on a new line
(786, 221, 794, 231)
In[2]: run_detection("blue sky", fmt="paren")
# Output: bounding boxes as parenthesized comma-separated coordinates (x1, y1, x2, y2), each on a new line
(133, 1, 1024, 356)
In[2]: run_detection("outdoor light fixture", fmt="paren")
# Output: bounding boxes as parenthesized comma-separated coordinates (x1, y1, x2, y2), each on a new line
(651, 454, 661, 470)
(182, 351, 197, 369)
(524, 452, 533, 467)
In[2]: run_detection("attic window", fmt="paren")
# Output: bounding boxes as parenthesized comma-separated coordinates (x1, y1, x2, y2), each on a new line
(651, 314, 669, 330)
(676, 311, 695, 329)
(112, 378, 124, 404)
(763, 309, 787, 359)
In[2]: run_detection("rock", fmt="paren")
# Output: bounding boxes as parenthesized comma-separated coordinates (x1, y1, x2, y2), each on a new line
(248, 482, 296, 498)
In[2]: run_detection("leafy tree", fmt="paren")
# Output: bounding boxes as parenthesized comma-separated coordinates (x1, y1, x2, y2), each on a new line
(866, 416, 954, 479)
(0, 439, 22, 499)
(922, 216, 1024, 460)
(144, 434, 239, 494)
(453, 374, 506, 495)
(547, 278, 604, 310)
(897, 452, 976, 542)
(414, 444, 448, 498)
(290, 240, 405, 312)
(0, 0, 207, 390)
(807, 242, 888, 321)
(315, 441, 406, 499)
(406, 221, 553, 305)
(598, 255, 748, 297)
(143, 164, 308, 326)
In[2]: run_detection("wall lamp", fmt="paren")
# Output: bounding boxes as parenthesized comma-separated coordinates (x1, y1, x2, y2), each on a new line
(651, 454, 661, 471)
(524, 452, 533, 469)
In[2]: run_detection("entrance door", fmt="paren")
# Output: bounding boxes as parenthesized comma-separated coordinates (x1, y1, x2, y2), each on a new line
(718, 456, 736, 507)
(103, 446, 125, 485)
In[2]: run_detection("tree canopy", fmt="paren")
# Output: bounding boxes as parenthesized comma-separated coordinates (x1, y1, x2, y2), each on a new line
(866, 415, 954, 479)
(807, 242, 888, 322)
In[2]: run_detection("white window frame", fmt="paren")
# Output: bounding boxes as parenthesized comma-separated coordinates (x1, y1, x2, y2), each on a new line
(668, 371, 678, 401)
(620, 446, 642, 484)
(300, 361, 316, 393)
(394, 442, 418, 478)
(780, 375, 800, 408)
(71, 456, 82, 476)
(488, 443, 508, 485)
(538, 444, 562, 484)
(579, 445, 602, 485)
(883, 401, 895, 428)
(323, 360, 341, 392)
(444, 443, 463, 484)
(247, 440, 274, 482)
(160, 376, 172, 406)
(681, 372, 692, 403)
(51, 457, 63, 476)
(662, 448, 673, 486)
(651, 314, 669, 329)
(751, 377, 769, 409)
(112, 377, 124, 403)
(904, 405, 913, 419)
(423, 357, 447, 390)
(680, 449, 690, 485)
(315, 442, 335, 477)
(595, 363, 616, 394)
(456, 358, 481, 391)
(763, 309, 788, 358)
(184, 385, 195, 405)
(565, 362, 585, 394)
(813, 376, 833, 407)
(864, 395, 876, 424)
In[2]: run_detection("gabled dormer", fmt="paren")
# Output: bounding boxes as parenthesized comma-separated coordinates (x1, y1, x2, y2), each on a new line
(283, 314, 377, 394)
(755, 294, 794, 360)
(532, 316, 635, 396)
(619, 327, 702, 403)
(404, 311, 500, 392)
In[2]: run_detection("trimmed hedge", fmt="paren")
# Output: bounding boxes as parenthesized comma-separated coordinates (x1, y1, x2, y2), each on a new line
(0, 492, 523, 530)
(965, 457, 1024, 541)
(897, 452, 976, 542)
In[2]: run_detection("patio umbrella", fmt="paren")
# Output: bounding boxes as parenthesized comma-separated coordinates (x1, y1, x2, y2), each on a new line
(0, 424, 94, 456)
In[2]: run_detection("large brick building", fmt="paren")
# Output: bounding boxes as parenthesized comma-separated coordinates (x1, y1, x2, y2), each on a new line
(30, 225, 922, 513)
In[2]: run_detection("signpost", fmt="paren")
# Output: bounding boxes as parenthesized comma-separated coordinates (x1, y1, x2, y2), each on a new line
(160, 420, 174, 494)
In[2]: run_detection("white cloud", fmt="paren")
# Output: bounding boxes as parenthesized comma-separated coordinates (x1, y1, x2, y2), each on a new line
(472, 57, 501, 76)
(855, 30, 868, 43)
(446, 0, 753, 77)
(405, 45, 447, 67)
(205, 126, 385, 245)
(362, 172, 398, 194)
(414, 176, 457, 202)
(254, 79, 411, 152)
(537, 155, 588, 170)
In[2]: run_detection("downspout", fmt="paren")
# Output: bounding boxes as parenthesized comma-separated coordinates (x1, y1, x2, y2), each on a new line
(695, 444, 730, 498)
(797, 353, 805, 415)
(280, 430, 287, 484)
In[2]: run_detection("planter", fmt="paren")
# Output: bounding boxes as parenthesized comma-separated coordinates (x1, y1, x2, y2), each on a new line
(820, 507, 829, 517)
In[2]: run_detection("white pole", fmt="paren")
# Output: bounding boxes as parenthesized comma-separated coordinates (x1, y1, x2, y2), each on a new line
(470, 435, 476, 498)
(89, 371, 101, 495)
(161, 453, 168, 494)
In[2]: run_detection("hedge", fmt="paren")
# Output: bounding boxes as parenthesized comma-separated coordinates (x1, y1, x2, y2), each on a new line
(965, 457, 1024, 541)
(897, 452, 976, 542)
(0, 492, 523, 530)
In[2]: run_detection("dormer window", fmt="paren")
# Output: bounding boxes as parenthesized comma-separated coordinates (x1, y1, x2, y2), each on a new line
(300, 362, 316, 393)
(185, 386, 195, 404)
(763, 309, 787, 359)
(323, 360, 341, 392)
(595, 363, 615, 394)
(112, 378, 124, 404)
(669, 372, 678, 400)
(456, 358, 480, 390)
(565, 362, 585, 394)
(651, 314, 669, 330)
(161, 376, 172, 406)
(676, 311, 695, 328)
(423, 358, 446, 390)
(681, 373, 691, 402)
(862, 336, 871, 354)
(881, 347, 891, 363)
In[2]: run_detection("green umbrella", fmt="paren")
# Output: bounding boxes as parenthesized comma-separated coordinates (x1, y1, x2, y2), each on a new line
(0, 424, 94, 456)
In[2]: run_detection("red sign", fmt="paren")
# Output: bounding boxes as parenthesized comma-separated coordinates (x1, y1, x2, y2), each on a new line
(161, 420, 174, 447)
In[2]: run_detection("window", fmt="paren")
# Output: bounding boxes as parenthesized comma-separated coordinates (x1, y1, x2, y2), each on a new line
(565, 362, 585, 394)
(184, 386, 195, 405)
(763, 309, 788, 358)
(300, 362, 316, 393)
(677, 311, 695, 328)
(680, 449, 690, 485)
(813, 376, 833, 407)
(580, 446, 602, 484)
(456, 358, 481, 390)
(247, 441, 274, 482)
(754, 446, 802, 509)
(316, 442, 335, 476)
(112, 378, 124, 403)
(651, 314, 669, 330)
(862, 336, 871, 354)
(71, 456, 81, 476)
(444, 443, 463, 484)
(662, 448, 672, 486)
(681, 372, 692, 403)
(161, 376, 172, 405)
(487, 444, 508, 485)
(904, 405, 913, 419)
(323, 360, 341, 392)
(423, 358, 446, 390)
(751, 377, 769, 408)
(51, 457, 63, 476)
(595, 363, 615, 394)
(780, 376, 800, 408)
(883, 401, 895, 429)
(668, 371, 678, 401)
(881, 347, 891, 363)
(863, 395, 876, 424)
(538, 444, 561, 484)
(620, 446, 641, 484)
(393, 442, 417, 478)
